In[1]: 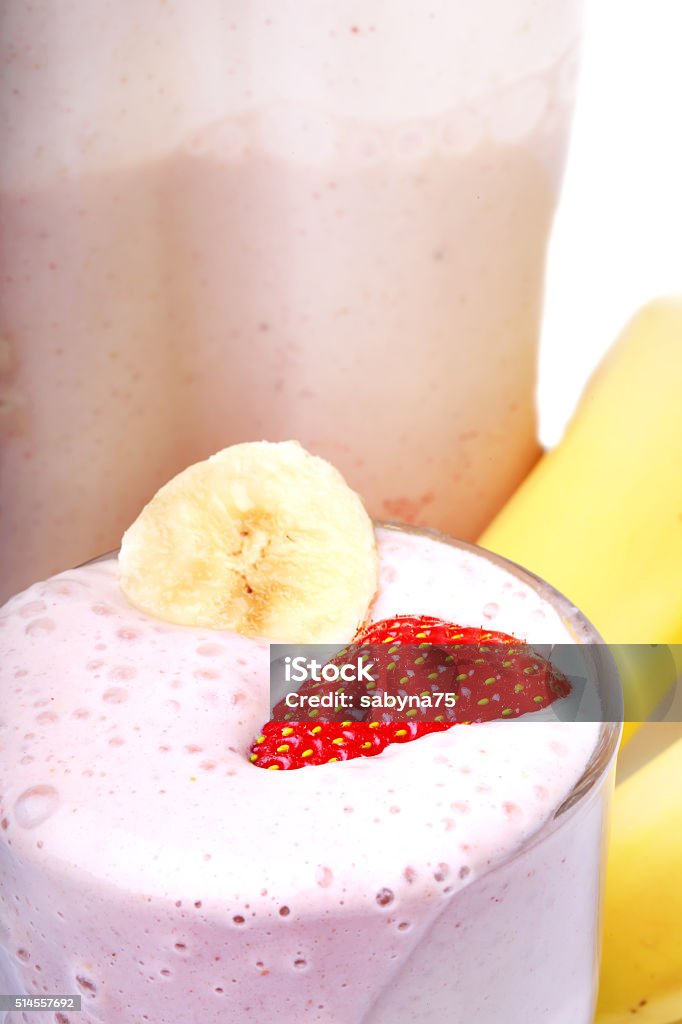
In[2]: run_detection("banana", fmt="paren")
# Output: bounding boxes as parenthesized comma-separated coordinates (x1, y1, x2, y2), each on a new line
(479, 298, 682, 729)
(619, 721, 641, 747)
(119, 440, 378, 642)
(596, 736, 682, 1023)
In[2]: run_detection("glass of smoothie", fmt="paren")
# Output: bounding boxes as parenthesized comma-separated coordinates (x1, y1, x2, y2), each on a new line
(0, 442, 621, 1024)
(0, 0, 584, 601)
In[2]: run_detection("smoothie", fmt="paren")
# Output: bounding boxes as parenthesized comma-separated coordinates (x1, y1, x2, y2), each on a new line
(0, 0, 583, 601)
(0, 524, 608, 1023)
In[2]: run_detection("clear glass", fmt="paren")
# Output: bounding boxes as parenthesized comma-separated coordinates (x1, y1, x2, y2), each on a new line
(0, 0, 584, 603)
(0, 524, 620, 1024)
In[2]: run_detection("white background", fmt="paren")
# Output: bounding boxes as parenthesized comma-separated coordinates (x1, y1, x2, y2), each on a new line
(539, 0, 682, 446)
(538, 0, 682, 775)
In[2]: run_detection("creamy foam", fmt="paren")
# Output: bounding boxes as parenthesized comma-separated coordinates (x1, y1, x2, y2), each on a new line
(1, 1, 580, 186)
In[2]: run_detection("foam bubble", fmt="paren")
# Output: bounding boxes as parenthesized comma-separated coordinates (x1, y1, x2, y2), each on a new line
(14, 784, 59, 829)
(25, 618, 56, 637)
(102, 688, 129, 704)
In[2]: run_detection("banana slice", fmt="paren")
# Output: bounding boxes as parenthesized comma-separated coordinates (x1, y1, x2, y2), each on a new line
(118, 441, 378, 642)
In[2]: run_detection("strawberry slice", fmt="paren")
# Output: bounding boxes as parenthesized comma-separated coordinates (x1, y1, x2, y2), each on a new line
(440, 644, 570, 722)
(250, 720, 450, 770)
(353, 616, 569, 725)
(269, 619, 518, 724)
(250, 615, 571, 770)
(355, 615, 517, 647)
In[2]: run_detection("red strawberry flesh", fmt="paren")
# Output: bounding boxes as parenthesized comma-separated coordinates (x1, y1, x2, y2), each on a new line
(251, 615, 571, 770)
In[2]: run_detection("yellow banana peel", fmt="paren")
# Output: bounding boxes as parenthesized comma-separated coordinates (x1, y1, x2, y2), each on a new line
(479, 298, 682, 736)
(596, 737, 682, 1022)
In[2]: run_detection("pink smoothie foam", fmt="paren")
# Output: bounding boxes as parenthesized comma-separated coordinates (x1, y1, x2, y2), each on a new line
(0, 527, 601, 1023)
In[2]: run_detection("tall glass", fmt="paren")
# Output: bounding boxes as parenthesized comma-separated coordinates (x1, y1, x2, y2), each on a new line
(0, 1, 584, 601)
(0, 524, 621, 1023)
